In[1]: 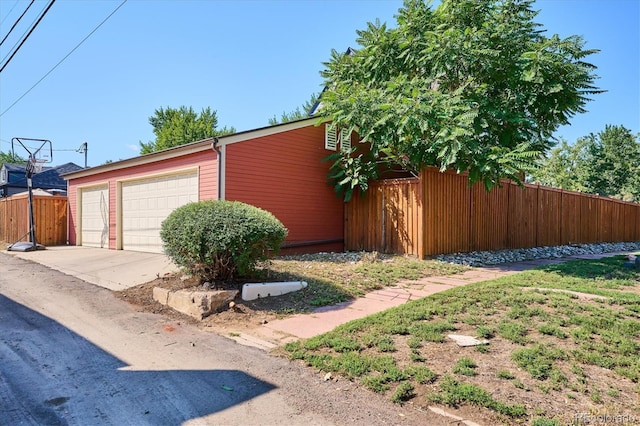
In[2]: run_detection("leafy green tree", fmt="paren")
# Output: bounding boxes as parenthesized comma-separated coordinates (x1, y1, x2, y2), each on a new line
(581, 125, 640, 201)
(530, 125, 640, 202)
(320, 0, 602, 200)
(140, 106, 235, 154)
(0, 151, 25, 164)
(528, 138, 589, 191)
(268, 93, 319, 125)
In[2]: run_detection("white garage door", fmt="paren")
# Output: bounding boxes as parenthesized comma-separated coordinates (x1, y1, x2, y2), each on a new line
(81, 186, 109, 248)
(121, 172, 198, 253)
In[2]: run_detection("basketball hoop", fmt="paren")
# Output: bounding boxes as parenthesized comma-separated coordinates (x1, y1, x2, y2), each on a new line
(32, 158, 46, 174)
(6, 137, 53, 252)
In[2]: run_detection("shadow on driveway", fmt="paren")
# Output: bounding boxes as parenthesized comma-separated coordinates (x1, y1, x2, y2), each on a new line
(0, 294, 275, 425)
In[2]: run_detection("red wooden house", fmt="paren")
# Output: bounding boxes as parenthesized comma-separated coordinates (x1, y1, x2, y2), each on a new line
(64, 119, 350, 254)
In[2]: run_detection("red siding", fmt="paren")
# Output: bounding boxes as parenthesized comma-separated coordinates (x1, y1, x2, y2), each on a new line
(67, 150, 217, 247)
(225, 125, 344, 252)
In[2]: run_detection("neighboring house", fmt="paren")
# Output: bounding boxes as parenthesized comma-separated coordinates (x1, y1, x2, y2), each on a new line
(0, 162, 83, 197)
(63, 118, 352, 254)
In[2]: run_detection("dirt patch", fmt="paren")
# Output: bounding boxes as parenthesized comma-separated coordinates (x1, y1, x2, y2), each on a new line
(113, 273, 313, 334)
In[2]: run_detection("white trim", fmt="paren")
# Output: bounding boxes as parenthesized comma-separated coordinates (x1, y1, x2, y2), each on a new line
(76, 182, 109, 247)
(115, 167, 199, 250)
(64, 117, 327, 180)
(219, 144, 226, 200)
(340, 128, 351, 152)
(216, 117, 322, 146)
(325, 124, 337, 151)
(115, 166, 199, 184)
(64, 143, 213, 180)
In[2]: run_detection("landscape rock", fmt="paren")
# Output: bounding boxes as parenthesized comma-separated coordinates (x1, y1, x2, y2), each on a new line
(153, 288, 238, 320)
(435, 241, 640, 267)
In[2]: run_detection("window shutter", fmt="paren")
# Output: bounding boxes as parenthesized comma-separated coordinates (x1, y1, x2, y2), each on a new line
(325, 124, 337, 151)
(340, 128, 351, 152)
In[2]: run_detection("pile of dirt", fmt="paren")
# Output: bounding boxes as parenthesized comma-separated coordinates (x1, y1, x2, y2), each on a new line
(113, 273, 307, 333)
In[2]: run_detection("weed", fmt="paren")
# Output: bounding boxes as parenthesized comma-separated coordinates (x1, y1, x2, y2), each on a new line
(538, 324, 568, 339)
(328, 352, 371, 379)
(531, 418, 561, 426)
(496, 370, 515, 380)
(453, 357, 478, 376)
(512, 344, 567, 380)
(361, 376, 390, 393)
(475, 344, 489, 353)
(590, 390, 602, 404)
(407, 336, 422, 349)
(409, 350, 425, 362)
(406, 365, 437, 384)
(498, 321, 529, 345)
(432, 375, 526, 417)
(477, 326, 495, 339)
(391, 382, 415, 404)
(607, 387, 620, 398)
(512, 379, 530, 391)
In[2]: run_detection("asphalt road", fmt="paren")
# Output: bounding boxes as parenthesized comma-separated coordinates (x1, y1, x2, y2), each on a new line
(0, 252, 447, 426)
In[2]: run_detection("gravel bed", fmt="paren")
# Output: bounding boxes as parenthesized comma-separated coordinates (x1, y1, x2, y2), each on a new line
(434, 241, 640, 267)
(277, 241, 640, 268)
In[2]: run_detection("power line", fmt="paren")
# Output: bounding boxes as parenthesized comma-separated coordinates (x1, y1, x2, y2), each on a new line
(0, 0, 56, 73)
(0, 0, 35, 48)
(0, 0, 127, 118)
(0, 0, 20, 26)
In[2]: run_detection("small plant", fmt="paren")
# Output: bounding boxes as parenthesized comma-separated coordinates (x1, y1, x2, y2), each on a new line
(477, 326, 495, 339)
(590, 390, 603, 404)
(475, 344, 489, 353)
(432, 375, 526, 417)
(512, 379, 530, 391)
(512, 344, 567, 380)
(453, 357, 478, 376)
(391, 382, 415, 404)
(406, 365, 437, 384)
(407, 336, 422, 349)
(498, 321, 529, 345)
(161, 200, 287, 284)
(497, 370, 515, 380)
(409, 350, 425, 362)
(531, 418, 562, 426)
(361, 376, 390, 393)
(538, 324, 568, 339)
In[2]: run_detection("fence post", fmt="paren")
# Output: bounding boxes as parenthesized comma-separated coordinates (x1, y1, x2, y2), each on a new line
(417, 168, 425, 259)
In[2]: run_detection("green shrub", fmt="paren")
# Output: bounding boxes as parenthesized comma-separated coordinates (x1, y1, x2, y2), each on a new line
(160, 200, 287, 284)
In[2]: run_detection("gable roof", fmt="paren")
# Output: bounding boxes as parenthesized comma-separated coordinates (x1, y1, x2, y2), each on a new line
(63, 117, 322, 180)
(6, 162, 83, 190)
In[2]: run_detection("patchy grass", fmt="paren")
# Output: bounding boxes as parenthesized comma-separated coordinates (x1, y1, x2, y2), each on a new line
(256, 252, 467, 310)
(284, 255, 640, 424)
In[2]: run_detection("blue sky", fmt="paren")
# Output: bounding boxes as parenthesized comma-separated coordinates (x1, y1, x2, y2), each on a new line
(0, 0, 638, 167)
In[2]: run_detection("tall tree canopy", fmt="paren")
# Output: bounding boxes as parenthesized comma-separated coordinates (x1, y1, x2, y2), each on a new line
(320, 0, 602, 200)
(268, 93, 319, 125)
(530, 125, 640, 202)
(140, 106, 235, 154)
(0, 151, 25, 164)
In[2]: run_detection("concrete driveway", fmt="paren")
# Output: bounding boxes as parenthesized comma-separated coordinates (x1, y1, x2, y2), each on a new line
(8, 246, 178, 291)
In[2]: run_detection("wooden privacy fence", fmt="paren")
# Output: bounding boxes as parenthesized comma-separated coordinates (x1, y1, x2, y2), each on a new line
(345, 167, 640, 257)
(0, 194, 68, 246)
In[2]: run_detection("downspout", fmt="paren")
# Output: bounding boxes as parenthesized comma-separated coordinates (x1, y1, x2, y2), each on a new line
(211, 138, 222, 200)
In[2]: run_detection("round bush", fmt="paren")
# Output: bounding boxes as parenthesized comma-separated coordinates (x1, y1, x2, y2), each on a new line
(160, 200, 287, 284)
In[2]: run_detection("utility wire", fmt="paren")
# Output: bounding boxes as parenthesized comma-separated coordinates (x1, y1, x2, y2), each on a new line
(0, 0, 127, 118)
(0, 0, 35, 48)
(0, 0, 20, 26)
(0, 0, 56, 73)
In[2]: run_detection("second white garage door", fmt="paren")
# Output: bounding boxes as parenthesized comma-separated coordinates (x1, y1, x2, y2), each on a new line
(121, 171, 198, 253)
(81, 185, 109, 248)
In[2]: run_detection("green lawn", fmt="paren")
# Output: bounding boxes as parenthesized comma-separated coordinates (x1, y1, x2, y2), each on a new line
(284, 255, 640, 425)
